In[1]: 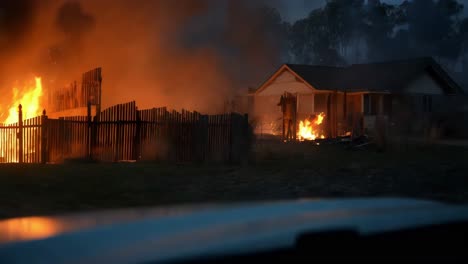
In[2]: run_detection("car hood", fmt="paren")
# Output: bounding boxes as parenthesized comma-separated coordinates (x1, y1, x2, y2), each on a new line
(1, 197, 468, 263)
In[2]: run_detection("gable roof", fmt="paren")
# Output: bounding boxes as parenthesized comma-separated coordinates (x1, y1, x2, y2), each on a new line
(255, 57, 464, 95)
(253, 64, 317, 95)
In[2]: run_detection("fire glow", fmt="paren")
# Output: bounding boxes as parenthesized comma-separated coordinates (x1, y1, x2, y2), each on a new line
(0, 217, 63, 243)
(0, 77, 44, 162)
(297, 112, 326, 141)
(2, 77, 44, 125)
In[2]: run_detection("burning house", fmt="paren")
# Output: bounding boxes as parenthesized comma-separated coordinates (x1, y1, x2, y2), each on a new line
(47, 68, 102, 118)
(250, 57, 464, 141)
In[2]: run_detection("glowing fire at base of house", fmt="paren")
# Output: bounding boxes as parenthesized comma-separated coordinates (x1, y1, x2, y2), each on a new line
(297, 112, 326, 141)
(0, 77, 44, 162)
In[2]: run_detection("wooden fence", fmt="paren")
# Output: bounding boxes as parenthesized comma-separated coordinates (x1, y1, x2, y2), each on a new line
(46, 116, 89, 163)
(0, 105, 45, 163)
(0, 101, 250, 164)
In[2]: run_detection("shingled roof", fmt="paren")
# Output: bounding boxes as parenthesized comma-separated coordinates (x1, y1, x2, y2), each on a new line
(256, 57, 463, 95)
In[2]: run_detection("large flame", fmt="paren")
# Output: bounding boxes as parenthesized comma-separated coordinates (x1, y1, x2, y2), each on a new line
(297, 112, 326, 141)
(1, 77, 44, 162)
(2, 77, 43, 124)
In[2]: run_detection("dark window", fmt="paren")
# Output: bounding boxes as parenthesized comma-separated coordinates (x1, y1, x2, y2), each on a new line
(370, 95, 378, 115)
(383, 95, 392, 115)
(363, 94, 370, 115)
(423, 95, 432, 112)
(363, 94, 378, 115)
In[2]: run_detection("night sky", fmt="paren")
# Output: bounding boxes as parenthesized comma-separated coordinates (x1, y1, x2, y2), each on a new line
(281, 0, 468, 22)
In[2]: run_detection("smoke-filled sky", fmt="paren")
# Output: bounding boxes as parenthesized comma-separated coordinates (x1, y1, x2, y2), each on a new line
(1, 0, 467, 114)
(0, 0, 289, 113)
(281, 0, 468, 22)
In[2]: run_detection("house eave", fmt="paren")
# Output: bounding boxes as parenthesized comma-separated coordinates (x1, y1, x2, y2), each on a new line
(253, 64, 318, 96)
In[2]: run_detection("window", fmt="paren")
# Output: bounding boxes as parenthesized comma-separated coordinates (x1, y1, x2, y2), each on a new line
(363, 94, 378, 115)
(363, 94, 370, 114)
(422, 95, 432, 113)
(383, 95, 392, 116)
(297, 94, 314, 114)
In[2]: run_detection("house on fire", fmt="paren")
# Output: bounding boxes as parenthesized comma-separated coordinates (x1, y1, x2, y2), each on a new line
(250, 57, 464, 139)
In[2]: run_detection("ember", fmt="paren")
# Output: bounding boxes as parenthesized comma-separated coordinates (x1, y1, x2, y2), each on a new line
(297, 112, 326, 141)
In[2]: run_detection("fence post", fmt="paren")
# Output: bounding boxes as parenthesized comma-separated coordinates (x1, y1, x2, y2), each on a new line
(133, 109, 141, 161)
(228, 113, 249, 165)
(229, 113, 244, 164)
(243, 113, 250, 165)
(41, 109, 48, 164)
(17, 104, 23, 163)
(91, 115, 98, 162)
(197, 115, 208, 162)
(87, 101, 92, 160)
(59, 117, 65, 162)
(117, 109, 121, 162)
(229, 113, 234, 163)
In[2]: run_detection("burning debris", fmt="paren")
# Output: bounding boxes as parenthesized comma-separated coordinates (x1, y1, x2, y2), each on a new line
(275, 92, 327, 142)
(297, 112, 326, 141)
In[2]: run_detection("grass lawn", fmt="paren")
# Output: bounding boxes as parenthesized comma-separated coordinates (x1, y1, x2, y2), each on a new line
(1, 141, 468, 219)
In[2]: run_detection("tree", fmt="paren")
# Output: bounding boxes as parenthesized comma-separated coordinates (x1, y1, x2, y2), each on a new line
(458, 18, 468, 75)
(402, 0, 462, 69)
(289, 18, 311, 63)
(289, 1, 362, 65)
(286, 0, 465, 69)
(323, 0, 365, 59)
(361, 2, 406, 61)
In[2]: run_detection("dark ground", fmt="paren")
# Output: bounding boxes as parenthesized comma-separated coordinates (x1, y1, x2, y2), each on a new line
(1, 141, 468, 219)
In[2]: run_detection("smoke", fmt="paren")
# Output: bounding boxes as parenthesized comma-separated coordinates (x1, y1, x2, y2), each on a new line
(56, 1, 94, 38)
(0, 1, 37, 58)
(0, 1, 39, 79)
(0, 0, 286, 114)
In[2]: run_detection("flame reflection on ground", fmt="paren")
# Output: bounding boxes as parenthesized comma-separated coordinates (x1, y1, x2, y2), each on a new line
(0, 217, 63, 243)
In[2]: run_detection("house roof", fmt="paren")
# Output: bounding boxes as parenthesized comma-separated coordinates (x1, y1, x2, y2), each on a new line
(255, 57, 464, 95)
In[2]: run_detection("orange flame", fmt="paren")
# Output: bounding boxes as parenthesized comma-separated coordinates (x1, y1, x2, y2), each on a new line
(2, 77, 43, 124)
(297, 112, 326, 141)
(1, 77, 44, 162)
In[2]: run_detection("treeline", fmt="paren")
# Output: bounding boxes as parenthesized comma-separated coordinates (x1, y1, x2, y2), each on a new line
(263, 0, 468, 73)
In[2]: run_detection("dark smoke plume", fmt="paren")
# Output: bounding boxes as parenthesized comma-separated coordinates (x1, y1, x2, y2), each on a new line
(1, 0, 287, 114)
(0, 1, 37, 73)
(56, 1, 95, 38)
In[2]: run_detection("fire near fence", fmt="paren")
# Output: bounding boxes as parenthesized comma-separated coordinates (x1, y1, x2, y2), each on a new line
(0, 101, 250, 164)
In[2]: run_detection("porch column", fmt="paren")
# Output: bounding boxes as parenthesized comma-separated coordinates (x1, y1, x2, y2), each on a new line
(377, 94, 384, 115)
(326, 93, 331, 138)
(334, 90, 338, 137)
(343, 91, 347, 120)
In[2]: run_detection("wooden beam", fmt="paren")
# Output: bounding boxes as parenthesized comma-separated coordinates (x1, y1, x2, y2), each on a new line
(326, 93, 331, 138)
